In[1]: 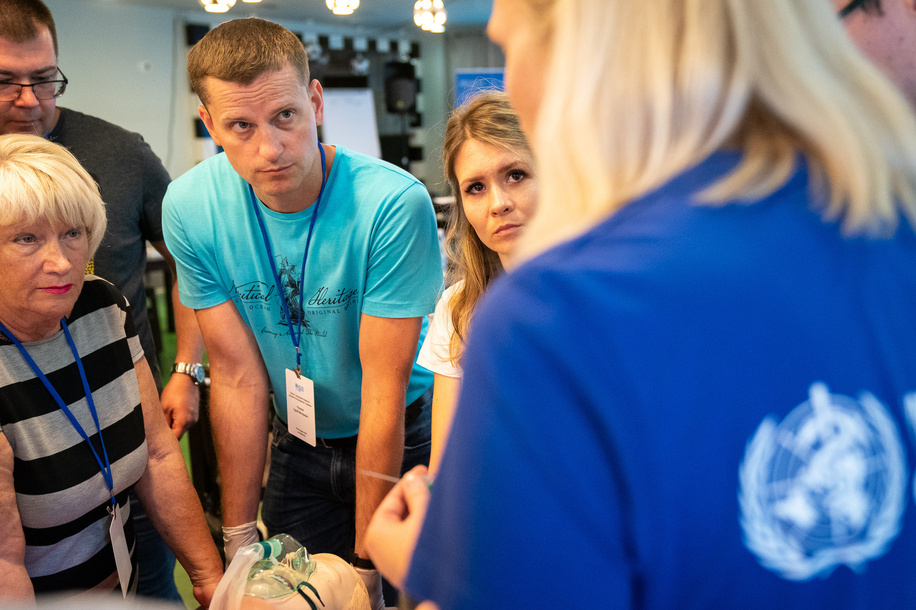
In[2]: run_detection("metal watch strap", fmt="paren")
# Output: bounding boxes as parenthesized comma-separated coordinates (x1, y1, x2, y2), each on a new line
(171, 362, 203, 385)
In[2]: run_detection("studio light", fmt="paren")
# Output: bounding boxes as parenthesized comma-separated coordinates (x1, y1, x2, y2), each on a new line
(413, 0, 447, 33)
(199, 0, 235, 12)
(327, 0, 360, 16)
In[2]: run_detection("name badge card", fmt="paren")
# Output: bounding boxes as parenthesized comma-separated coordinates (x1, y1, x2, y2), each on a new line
(286, 368, 316, 446)
(109, 502, 132, 598)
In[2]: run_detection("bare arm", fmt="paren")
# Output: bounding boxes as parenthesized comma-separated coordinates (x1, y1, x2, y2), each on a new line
(0, 432, 34, 604)
(364, 465, 430, 589)
(428, 373, 461, 475)
(195, 300, 270, 529)
(131, 356, 223, 607)
(354, 314, 422, 556)
(150, 240, 206, 438)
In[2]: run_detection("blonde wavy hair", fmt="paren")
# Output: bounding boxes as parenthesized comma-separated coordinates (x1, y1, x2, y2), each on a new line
(514, 0, 916, 261)
(0, 134, 106, 256)
(441, 91, 533, 363)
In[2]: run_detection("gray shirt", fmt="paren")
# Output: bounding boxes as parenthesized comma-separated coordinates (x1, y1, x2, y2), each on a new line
(48, 107, 171, 382)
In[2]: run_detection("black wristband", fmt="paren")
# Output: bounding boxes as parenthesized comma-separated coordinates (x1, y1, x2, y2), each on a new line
(350, 551, 375, 570)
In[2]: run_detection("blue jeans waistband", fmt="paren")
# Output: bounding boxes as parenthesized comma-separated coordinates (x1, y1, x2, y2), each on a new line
(274, 385, 432, 450)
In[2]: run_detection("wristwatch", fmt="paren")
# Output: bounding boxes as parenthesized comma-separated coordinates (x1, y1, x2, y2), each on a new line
(171, 362, 205, 385)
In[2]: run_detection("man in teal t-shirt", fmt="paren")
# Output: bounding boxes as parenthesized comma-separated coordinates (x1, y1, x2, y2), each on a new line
(162, 18, 442, 607)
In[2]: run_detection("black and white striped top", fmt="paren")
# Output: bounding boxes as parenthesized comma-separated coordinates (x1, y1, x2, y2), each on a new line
(0, 276, 148, 595)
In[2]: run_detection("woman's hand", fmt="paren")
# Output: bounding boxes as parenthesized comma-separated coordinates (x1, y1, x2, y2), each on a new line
(363, 465, 432, 590)
(133, 357, 224, 606)
(192, 574, 222, 608)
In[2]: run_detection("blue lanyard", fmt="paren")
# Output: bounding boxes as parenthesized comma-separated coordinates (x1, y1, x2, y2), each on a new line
(0, 318, 116, 507)
(250, 143, 327, 376)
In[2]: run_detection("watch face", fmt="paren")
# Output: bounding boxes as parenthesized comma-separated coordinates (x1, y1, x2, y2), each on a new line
(174, 363, 205, 384)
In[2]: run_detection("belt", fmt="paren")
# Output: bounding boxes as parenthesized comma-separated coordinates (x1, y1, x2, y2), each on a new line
(313, 386, 430, 449)
(316, 435, 358, 449)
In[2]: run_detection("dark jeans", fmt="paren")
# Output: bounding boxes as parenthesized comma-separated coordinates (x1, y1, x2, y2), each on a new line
(261, 388, 432, 558)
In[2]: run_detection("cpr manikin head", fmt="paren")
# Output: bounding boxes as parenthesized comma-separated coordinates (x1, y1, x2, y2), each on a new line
(240, 553, 369, 610)
(212, 534, 369, 610)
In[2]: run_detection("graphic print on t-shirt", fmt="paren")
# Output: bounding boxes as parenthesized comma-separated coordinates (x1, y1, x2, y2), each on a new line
(739, 382, 907, 581)
(229, 255, 360, 342)
(276, 256, 306, 326)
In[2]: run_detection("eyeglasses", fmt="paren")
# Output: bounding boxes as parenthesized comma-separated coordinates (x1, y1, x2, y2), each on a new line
(838, 0, 867, 18)
(0, 68, 68, 102)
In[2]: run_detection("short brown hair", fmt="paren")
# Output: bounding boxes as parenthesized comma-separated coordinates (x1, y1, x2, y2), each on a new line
(0, 0, 59, 56)
(187, 18, 309, 105)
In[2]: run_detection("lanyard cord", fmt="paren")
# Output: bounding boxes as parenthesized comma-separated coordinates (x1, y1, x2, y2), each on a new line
(250, 143, 327, 376)
(0, 318, 116, 506)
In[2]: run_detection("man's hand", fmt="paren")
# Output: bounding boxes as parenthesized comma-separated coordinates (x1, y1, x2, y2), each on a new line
(364, 465, 432, 590)
(354, 314, 421, 557)
(355, 566, 385, 610)
(222, 521, 260, 565)
(149, 239, 205, 439)
(160, 371, 200, 438)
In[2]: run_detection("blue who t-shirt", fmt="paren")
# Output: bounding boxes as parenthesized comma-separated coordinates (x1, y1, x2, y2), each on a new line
(163, 146, 442, 437)
(407, 152, 916, 608)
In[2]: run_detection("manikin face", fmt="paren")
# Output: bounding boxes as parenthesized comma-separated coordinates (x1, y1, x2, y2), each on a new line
(198, 64, 325, 213)
(486, 0, 550, 135)
(0, 26, 60, 137)
(0, 219, 89, 341)
(455, 138, 538, 263)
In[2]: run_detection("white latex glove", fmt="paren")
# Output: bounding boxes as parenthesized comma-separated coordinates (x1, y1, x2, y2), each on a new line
(222, 521, 259, 565)
(355, 566, 385, 610)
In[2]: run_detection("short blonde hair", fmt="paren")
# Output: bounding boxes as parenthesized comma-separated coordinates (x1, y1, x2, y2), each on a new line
(441, 91, 533, 363)
(188, 18, 310, 105)
(516, 0, 916, 260)
(0, 134, 107, 256)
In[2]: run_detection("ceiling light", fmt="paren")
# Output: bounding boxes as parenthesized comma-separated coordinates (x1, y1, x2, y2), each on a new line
(200, 0, 235, 12)
(414, 0, 447, 33)
(327, 0, 360, 15)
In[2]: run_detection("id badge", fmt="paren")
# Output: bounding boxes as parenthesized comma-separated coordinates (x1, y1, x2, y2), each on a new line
(286, 368, 316, 446)
(108, 502, 132, 598)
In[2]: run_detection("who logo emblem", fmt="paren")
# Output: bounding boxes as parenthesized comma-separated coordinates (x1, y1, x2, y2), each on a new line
(739, 382, 907, 580)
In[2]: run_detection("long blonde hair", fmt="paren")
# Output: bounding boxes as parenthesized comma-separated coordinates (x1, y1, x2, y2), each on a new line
(515, 0, 916, 261)
(441, 91, 533, 363)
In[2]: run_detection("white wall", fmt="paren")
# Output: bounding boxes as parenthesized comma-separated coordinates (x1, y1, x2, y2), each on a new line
(39, 0, 496, 186)
(44, 0, 178, 170)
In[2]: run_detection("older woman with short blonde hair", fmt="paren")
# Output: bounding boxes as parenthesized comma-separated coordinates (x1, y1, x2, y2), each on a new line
(0, 134, 222, 604)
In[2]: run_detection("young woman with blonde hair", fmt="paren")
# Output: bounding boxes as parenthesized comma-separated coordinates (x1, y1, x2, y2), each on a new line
(366, 0, 916, 607)
(417, 91, 536, 472)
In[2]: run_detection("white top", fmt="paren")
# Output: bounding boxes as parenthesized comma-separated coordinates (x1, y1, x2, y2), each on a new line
(417, 282, 463, 378)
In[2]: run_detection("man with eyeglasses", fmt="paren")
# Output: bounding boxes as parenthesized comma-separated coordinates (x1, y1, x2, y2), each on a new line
(834, 0, 916, 109)
(0, 0, 205, 602)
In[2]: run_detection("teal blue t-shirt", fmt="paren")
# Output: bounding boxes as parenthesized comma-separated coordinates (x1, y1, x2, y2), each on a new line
(163, 146, 442, 437)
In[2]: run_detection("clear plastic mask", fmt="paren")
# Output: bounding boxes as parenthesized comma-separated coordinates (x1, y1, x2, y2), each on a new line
(244, 534, 316, 599)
